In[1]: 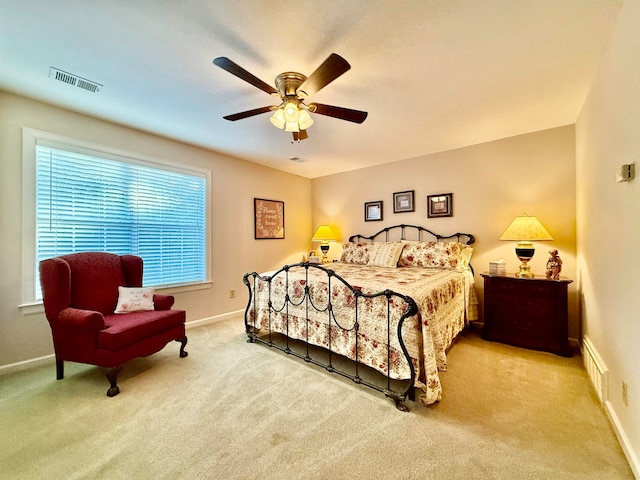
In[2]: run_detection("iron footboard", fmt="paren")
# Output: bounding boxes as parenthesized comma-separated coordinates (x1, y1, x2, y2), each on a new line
(243, 262, 418, 412)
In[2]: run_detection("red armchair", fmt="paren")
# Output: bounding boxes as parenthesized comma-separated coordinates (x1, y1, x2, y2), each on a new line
(39, 252, 188, 396)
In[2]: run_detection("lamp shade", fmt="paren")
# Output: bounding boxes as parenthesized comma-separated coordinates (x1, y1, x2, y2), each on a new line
(297, 109, 314, 130)
(312, 225, 337, 242)
(499, 214, 553, 241)
(269, 109, 285, 129)
(284, 121, 300, 132)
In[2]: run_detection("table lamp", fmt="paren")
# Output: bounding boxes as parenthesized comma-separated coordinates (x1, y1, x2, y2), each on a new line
(499, 213, 553, 278)
(311, 225, 338, 263)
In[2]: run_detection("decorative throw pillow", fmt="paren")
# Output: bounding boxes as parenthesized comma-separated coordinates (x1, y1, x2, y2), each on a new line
(340, 243, 372, 265)
(114, 286, 155, 314)
(367, 242, 404, 268)
(397, 241, 466, 270)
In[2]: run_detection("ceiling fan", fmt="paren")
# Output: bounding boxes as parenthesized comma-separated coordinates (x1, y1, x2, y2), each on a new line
(212, 53, 368, 141)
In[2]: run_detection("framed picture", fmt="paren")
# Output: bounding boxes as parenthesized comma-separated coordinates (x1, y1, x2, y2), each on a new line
(364, 201, 383, 222)
(427, 193, 453, 218)
(254, 198, 284, 239)
(393, 190, 415, 213)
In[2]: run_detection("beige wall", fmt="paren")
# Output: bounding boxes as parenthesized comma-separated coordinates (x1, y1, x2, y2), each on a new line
(312, 125, 578, 336)
(576, 0, 640, 474)
(0, 91, 312, 367)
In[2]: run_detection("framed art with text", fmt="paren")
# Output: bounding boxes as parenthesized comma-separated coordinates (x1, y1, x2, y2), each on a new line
(254, 198, 285, 239)
(364, 201, 383, 221)
(427, 193, 453, 218)
(393, 190, 415, 213)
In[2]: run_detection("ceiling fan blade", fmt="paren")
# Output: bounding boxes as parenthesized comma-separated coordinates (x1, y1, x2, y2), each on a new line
(296, 53, 351, 99)
(213, 57, 278, 95)
(308, 103, 368, 124)
(223, 106, 274, 121)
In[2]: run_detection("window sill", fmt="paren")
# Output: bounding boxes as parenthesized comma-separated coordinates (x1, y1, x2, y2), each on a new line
(155, 280, 213, 295)
(19, 302, 45, 316)
(20, 280, 213, 316)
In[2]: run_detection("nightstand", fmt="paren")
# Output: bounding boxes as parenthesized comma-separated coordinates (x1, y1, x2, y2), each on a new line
(481, 273, 572, 357)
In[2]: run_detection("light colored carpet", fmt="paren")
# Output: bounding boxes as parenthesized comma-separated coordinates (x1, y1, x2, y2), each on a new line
(0, 316, 633, 480)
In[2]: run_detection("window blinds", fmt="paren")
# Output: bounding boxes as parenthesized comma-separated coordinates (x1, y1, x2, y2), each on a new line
(35, 145, 206, 294)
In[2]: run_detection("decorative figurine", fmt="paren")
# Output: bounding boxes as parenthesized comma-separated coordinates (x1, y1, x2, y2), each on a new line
(546, 249, 562, 280)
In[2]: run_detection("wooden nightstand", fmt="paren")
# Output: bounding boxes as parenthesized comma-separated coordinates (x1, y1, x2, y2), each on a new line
(481, 273, 572, 357)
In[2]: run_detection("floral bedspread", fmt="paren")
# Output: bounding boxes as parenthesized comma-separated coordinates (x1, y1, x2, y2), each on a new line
(246, 264, 476, 405)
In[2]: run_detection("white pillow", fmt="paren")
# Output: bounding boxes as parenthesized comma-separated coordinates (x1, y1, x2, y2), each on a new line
(367, 242, 404, 268)
(459, 246, 474, 271)
(114, 286, 155, 314)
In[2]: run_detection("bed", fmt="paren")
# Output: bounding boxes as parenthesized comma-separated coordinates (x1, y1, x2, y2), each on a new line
(243, 224, 478, 411)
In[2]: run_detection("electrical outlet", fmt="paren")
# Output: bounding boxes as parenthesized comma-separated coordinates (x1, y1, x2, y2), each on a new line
(622, 381, 628, 406)
(229, 289, 235, 299)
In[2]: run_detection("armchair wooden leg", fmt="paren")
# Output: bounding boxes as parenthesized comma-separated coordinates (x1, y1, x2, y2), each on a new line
(56, 360, 64, 380)
(177, 335, 188, 358)
(105, 365, 123, 397)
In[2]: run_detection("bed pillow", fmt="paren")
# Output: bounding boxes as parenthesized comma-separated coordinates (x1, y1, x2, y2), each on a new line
(339, 243, 372, 265)
(460, 246, 474, 271)
(114, 286, 155, 313)
(397, 241, 467, 270)
(367, 242, 404, 268)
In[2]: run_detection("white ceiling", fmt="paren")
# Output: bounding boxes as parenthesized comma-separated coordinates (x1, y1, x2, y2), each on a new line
(0, 0, 623, 179)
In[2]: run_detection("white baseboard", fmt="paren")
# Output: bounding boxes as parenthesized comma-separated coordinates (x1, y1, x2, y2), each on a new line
(185, 309, 244, 329)
(605, 400, 640, 479)
(0, 354, 56, 376)
(0, 309, 246, 376)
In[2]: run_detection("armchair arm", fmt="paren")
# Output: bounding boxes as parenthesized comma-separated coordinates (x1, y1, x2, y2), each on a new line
(58, 307, 106, 330)
(153, 294, 175, 311)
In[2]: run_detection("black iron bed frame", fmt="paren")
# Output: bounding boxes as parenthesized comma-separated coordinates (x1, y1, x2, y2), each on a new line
(243, 224, 475, 411)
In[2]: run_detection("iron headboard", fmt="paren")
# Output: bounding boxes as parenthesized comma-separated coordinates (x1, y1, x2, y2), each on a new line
(348, 224, 475, 246)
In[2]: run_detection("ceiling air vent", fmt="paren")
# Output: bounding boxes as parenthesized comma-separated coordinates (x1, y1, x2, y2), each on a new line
(49, 67, 102, 93)
(289, 156, 307, 163)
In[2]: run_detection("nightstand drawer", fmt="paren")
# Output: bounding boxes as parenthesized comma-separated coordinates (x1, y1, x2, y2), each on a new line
(488, 279, 555, 298)
(491, 309, 555, 339)
(492, 295, 554, 317)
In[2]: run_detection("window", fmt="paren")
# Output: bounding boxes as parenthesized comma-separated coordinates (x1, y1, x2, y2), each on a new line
(24, 129, 210, 303)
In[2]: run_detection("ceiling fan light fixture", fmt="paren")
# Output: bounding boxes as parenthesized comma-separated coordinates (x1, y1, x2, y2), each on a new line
(298, 109, 314, 130)
(269, 108, 285, 129)
(284, 121, 300, 132)
(283, 101, 299, 122)
(214, 54, 367, 139)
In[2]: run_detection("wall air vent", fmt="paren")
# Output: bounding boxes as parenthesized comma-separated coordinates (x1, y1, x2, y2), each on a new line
(49, 67, 102, 93)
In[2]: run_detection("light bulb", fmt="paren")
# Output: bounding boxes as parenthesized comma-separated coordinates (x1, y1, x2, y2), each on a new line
(283, 101, 299, 122)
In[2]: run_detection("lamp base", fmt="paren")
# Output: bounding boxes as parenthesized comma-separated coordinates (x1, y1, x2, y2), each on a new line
(515, 242, 535, 278)
(320, 244, 330, 264)
(516, 261, 535, 278)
